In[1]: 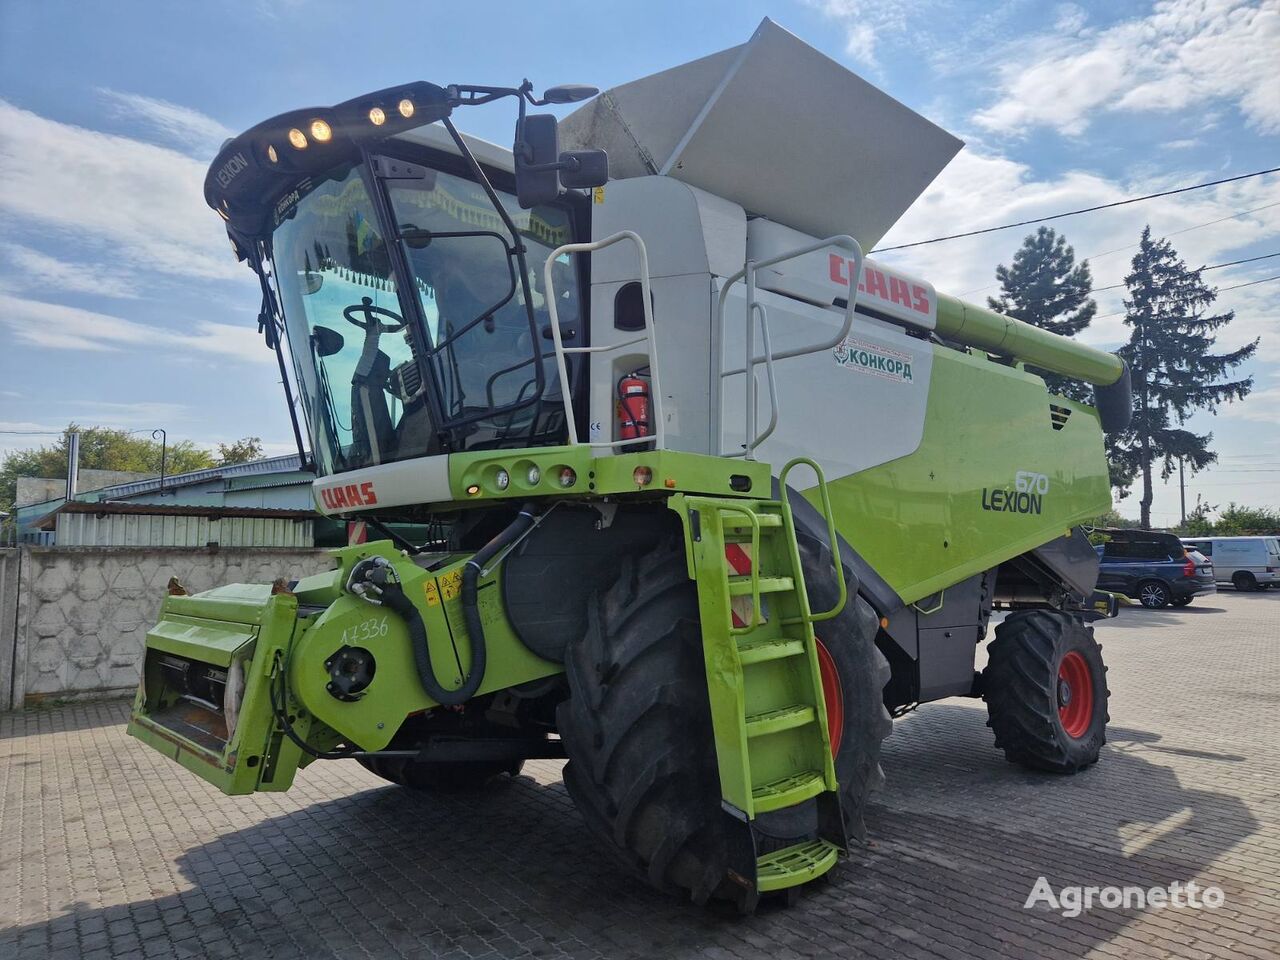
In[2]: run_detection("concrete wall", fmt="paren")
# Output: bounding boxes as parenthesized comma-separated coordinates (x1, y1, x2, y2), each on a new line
(0, 549, 20, 711)
(0, 546, 334, 709)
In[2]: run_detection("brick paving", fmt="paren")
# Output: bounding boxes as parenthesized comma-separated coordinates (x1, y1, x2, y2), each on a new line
(2, 589, 1277, 959)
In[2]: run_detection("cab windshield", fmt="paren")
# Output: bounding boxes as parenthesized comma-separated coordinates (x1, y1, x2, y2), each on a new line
(271, 158, 581, 476)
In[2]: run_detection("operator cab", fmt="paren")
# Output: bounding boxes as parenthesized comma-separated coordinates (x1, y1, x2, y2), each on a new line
(204, 81, 605, 479)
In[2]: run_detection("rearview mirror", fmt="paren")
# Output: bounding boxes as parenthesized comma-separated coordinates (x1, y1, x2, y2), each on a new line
(515, 113, 560, 209)
(311, 325, 345, 357)
(558, 150, 608, 189)
(541, 84, 598, 104)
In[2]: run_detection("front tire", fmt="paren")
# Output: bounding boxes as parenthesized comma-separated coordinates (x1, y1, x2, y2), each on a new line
(557, 533, 890, 907)
(1137, 579, 1171, 608)
(983, 610, 1109, 773)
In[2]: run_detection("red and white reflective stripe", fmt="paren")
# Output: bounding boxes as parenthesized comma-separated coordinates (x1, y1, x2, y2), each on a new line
(725, 542, 753, 575)
(725, 542, 767, 628)
(347, 521, 368, 545)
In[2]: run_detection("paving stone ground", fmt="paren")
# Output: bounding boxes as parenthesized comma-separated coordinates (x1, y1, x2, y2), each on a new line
(2, 589, 1277, 959)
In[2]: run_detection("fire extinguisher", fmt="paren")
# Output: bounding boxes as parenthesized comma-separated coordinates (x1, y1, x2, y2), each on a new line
(617, 370, 651, 440)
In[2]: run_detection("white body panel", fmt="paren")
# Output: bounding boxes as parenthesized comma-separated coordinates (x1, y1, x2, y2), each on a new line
(313, 456, 450, 516)
(718, 287, 933, 486)
(748, 220, 937, 331)
(581, 176, 933, 478)
(586, 177, 746, 454)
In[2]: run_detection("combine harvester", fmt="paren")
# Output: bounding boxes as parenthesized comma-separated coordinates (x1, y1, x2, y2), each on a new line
(130, 20, 1130, 910)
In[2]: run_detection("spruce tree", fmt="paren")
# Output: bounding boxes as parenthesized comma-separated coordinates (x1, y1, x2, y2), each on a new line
(989, 226, 1097, 401)
(1111, 226, 1258, 527)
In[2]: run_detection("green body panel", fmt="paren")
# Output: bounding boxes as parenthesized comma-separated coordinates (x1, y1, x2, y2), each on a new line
(127, 591, 314, 795)
(445, 446, 771, 503)
(287, 541, 561, 752)
(936, 292, 1124, 386)
(815, 344, 1112, 605)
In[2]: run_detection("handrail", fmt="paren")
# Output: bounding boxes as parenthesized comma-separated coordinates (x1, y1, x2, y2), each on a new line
(717, 235, 864, 459)
(544, 231, 663, 449)
(779, 457, 846, 624)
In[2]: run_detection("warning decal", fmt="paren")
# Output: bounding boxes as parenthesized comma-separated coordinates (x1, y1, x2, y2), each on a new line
(424, 569, 463, 606)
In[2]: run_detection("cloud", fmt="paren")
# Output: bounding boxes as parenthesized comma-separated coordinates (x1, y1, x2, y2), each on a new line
(0, 293, 274, 364)
(1221, 383, 1280, 422)
(0, 243, 139, 299)
(805, 0, 923, 69)
(974, 0, 1280, 137)
(97, 89, 233, 158)
(0, 99, 245, 283)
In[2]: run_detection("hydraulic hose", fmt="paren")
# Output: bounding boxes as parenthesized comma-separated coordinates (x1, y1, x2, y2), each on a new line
(460, 504, 540, 696)
(346, 504, 539, 706)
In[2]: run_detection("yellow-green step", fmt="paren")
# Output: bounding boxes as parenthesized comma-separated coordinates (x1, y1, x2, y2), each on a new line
(751, 770, 826, 813)
(745, 704, 815, 737)
(728, 575, 794, 596)
(736, 636, 806, 666)
(721, 513, 784, 529)
(756, 839, 841, 892)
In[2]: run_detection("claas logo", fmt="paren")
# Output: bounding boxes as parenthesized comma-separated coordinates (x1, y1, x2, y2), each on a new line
(320, 482, 379, 511)
(828, 255, 930, 316)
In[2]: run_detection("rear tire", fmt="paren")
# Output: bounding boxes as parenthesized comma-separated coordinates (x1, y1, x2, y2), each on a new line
(357, 754, 524, 791)
(1137, 579, 1171, 608)
(1233, 571, 1258, 592)
(983, 610, 1109, 774)
(1171, 596, 1193, 608)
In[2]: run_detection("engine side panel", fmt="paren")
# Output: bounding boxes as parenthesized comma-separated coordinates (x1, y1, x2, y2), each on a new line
(812, 345, 1110, 605)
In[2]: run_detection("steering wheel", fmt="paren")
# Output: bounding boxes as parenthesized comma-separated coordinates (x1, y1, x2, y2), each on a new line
(343, 296, 406, 334)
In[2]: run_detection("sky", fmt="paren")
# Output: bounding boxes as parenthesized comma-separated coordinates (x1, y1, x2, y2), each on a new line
(0, 0, 1277, 526)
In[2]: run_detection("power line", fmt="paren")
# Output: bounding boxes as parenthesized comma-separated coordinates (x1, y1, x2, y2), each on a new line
(953, 200, 1280, 298)
(1093, 274, 1280, 321)
(1093, 252, 1280, 292)
(877, 165, 1280, 252)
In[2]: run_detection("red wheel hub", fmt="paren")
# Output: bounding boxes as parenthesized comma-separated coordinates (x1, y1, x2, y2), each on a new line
(815, 638, 844, 756)
(1057, 650, 1093, 739)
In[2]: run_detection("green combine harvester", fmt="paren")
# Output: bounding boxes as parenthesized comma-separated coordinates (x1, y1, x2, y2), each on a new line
(129, 20, 1131, 910)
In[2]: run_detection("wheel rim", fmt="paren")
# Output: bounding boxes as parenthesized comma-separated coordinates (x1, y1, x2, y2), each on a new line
(1057, 651, 1093, 739)
(1141, 584, 1165, 606)
(815, 638, 844, 756)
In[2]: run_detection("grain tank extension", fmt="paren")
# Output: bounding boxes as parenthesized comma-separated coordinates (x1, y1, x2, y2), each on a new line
(129, 19, 1129, 911)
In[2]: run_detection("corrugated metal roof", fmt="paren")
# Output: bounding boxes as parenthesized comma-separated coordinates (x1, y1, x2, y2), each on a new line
(224, 470, 315, 492)
(99, 453, 308, 499)
(35, 499, 316, 530)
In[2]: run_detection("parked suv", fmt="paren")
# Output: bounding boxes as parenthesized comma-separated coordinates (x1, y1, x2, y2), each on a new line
(1094, 529, 1217, 608)
(1181, 536, 1280, 592)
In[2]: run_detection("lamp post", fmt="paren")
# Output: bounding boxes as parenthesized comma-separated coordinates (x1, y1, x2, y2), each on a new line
(153, 429, 167, 495)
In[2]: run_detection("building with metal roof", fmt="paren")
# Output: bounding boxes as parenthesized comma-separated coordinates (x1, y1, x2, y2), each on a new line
(12, 455, 339, 547)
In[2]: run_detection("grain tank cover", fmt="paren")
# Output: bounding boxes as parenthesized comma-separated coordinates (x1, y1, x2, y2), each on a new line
(560, 18, 963, 249)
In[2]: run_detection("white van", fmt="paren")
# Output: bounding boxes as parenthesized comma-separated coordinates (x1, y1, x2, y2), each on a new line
(1180, 536, 1280, 591)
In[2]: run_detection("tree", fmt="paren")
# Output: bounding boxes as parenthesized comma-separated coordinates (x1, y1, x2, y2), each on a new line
(1212, 503, 1280, 536)
(217, 437, 264, 465)
(989, 226, 1097, 401)
(1110, 227, 1258, 528)
(0, 424, 215, 513)
(1175, 495, 1218, 537)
